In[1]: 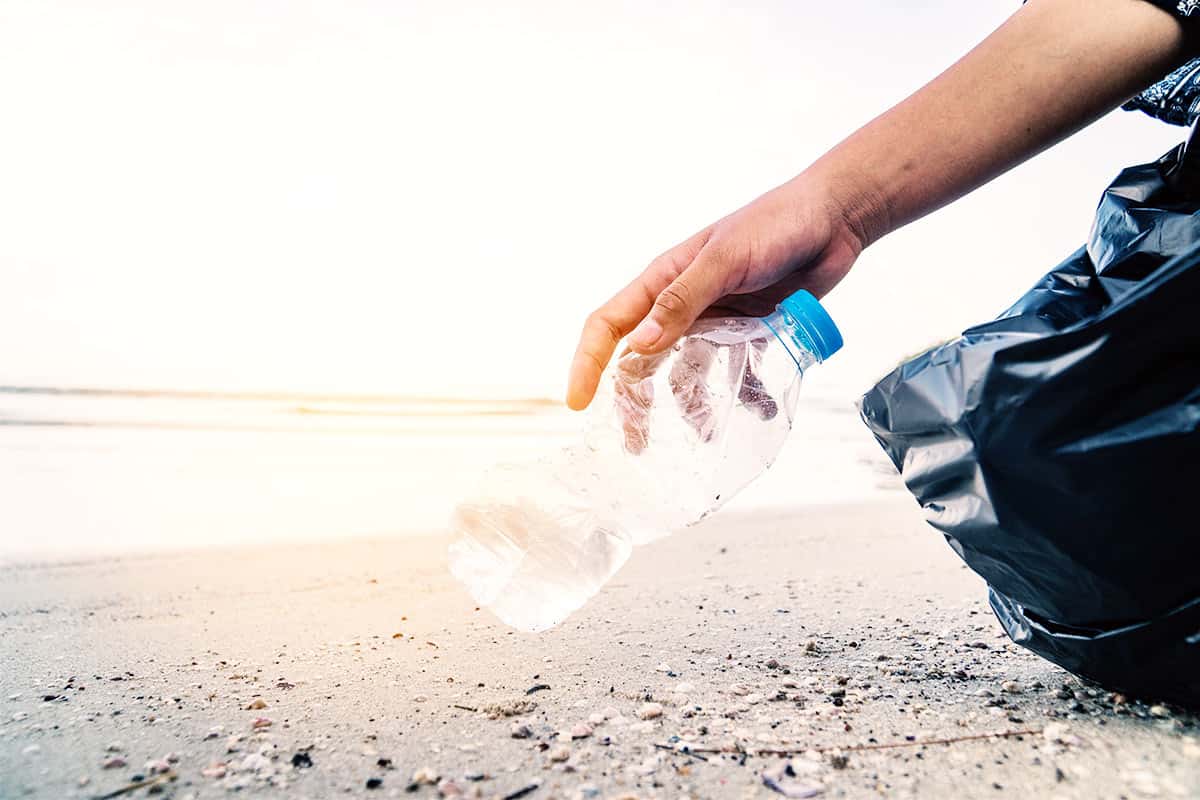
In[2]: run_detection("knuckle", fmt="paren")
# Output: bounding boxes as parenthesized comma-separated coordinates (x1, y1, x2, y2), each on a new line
(655, 282, 692, 316)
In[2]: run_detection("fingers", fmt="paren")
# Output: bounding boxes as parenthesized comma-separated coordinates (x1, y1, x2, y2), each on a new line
(566, 229, 711, 410)
(614, 351, 666, 454)
(669, 338, 718, 443)
(627, 243, 733, 355)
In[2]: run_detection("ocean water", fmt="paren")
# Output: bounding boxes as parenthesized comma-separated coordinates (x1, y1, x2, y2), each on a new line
(0, 384, 902, 562)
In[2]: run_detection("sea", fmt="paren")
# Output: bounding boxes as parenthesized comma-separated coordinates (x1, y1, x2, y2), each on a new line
(0, 383, 903, 562)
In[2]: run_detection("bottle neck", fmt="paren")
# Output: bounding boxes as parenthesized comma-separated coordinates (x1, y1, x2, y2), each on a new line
(762, 309, 820, 371)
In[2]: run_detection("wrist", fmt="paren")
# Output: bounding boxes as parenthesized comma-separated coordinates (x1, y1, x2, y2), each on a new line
(800, 158, 895, 254)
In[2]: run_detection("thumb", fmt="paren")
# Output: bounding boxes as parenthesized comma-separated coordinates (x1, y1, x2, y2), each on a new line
(626, 248, 729, 354)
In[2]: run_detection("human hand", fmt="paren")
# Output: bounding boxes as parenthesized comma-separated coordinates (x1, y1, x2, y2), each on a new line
(567, 174, 865, 411)
(613, 331, 781, 456)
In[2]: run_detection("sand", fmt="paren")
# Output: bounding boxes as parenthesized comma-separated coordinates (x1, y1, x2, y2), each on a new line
(1, 501, 1197, 799)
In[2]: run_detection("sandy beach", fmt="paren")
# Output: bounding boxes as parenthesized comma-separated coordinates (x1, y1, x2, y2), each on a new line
(2, 501, 1197, 800)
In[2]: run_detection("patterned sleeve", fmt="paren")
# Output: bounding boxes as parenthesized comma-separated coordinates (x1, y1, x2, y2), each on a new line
(1123, 3, 1200, 126)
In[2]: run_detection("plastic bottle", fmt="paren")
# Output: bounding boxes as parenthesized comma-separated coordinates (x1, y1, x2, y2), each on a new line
(449, 289, 843, 632)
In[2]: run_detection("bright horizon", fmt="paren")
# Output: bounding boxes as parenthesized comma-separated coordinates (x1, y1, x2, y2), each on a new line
(0, 0, 1186, 401)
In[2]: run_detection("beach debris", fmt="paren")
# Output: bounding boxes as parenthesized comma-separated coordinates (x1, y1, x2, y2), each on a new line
(239, 753, 272, 773)
(654, 662, 672, 673)
(366, 777, 383, 790)
(484, 699, 537, 719)
(412, 766, 440, 785)
(246, 698, 268, 710)
(762, 761, 825, 798)
(101, 756, 127, 769)
(570, 723, 593, 739)
(452, 704, 478, 712)
(291, 752, 313, 769)
(502, 783, 541, 800)
(91, 770, 176, 800)
(636, 702, 664, 720)
(144, 757, 172, 775)
(413, 694, 429, 703)
(510, 722, 533, 739)
(526, 683, 551, 695)
(437, 778, 465, 797)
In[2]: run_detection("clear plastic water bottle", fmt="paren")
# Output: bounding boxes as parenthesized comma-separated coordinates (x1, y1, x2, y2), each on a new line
(449, 289, 842, 631)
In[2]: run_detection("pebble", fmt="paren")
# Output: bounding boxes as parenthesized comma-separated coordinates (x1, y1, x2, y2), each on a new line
(102, 756, 127, 769)
(6, 693, 21, 701)
(105, 742, 124, 752)
(510, 723, 533, 739)
(251, 716, 273, 729)
(246, 698, 268, 710)
(1149, 705, 1170, 719)
(412, 766, 439, 784)
(201, 762, 228, 779)
(587, 712, 606, 725)
(145, 758, 172, 774)
(654, 662, 672, 673)
(548, 745, 571, 762)
(636, 702, 664, 720)
(292, 752, 314, 768)
(1001, 680, 1023, 694)
(240, 753, 272, 773)
(437, 778, 464, 797)
(366, 777, 384, 790)
(570, 723, 593, 739)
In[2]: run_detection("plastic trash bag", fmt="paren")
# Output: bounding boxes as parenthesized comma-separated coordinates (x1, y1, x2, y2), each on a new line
(860, 128, 1200, 707)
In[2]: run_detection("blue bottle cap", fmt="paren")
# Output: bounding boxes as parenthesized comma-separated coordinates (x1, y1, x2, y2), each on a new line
(778, 289, 843, 362)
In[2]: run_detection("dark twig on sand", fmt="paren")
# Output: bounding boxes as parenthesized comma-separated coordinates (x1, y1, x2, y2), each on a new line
(654, 742, 709, 761)
(452, 704, 478, 712)
(502, 782, 540, 800)
(658, 728, 1043, 757)
(92, 770, 177, 800)
(525, 684, 551, 695)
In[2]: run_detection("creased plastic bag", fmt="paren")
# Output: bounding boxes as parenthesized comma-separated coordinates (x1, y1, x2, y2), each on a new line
(860, 131, 1200, 707)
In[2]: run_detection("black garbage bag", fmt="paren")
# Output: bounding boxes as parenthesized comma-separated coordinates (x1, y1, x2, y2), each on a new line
(860, 132, 1200, 707)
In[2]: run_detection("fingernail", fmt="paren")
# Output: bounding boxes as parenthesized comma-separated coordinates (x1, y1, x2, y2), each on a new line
(629, 317, 663, 349)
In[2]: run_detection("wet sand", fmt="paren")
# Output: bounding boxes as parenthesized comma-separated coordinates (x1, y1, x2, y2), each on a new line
(1, 502, 1197, 799)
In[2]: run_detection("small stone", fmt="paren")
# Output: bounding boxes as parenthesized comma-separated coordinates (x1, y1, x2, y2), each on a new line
(291, 752, 313, 769)
(246, 698, 268, 710)
(548, 745, 571, 762)
(437, 778, 465, 797)
(1001, 681, 1023, 695)
(239, 753, 271, 773)
(204, 727, 223, 740)
(251, 717, 272, 729)
(6, 693, 21, 701)
(412, 694, 429, 703)
(637, 702, 664, 720)
(587, 712, 606, 726)
(570, 723, 593, 739)
(366, 777, 383, 790)
(1149, 704, 1170, 719)
(201, 762, 228, 779)
(145, 758, 172, 774)
(673, 682, 695, 695)
(77, 776, 90, 787)
(654, 662, 672, 673)
(412, 766, 439, 785)
(102, 756, 127, 769)
(745, 693, 764, 704)
(105, 742, 124, 753)
(510, 722, 533, 739)
(226, 734, 244, 753)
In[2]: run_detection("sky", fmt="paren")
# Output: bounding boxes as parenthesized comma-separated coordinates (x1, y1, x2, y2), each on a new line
(0, 0, 1186, 400)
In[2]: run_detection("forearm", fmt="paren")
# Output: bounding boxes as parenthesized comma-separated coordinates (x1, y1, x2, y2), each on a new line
(809, 0, 1191, 247)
